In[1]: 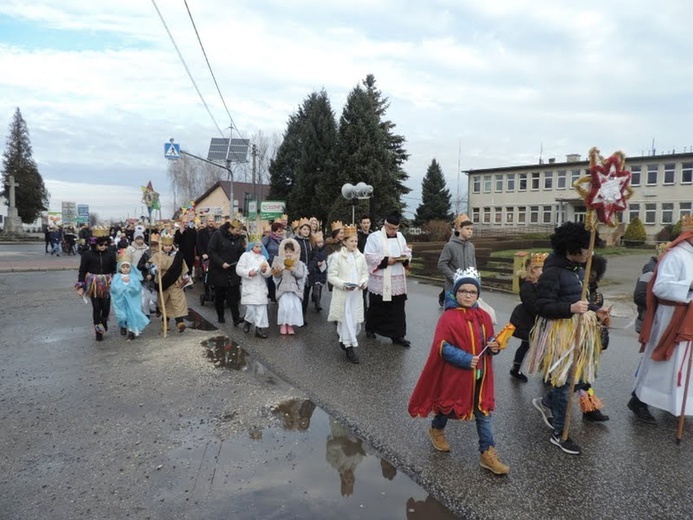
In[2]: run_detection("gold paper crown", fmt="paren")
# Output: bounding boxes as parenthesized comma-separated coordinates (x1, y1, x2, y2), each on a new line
(682, 213, 693, 232)
(117, 249, 132, 265)
(160, 235, 174, 246)
(529, 252, 549, 267)
(343, 224, 358, 238)
(296, 217, 311, 230)
(280, 214, 289, 221)
(454, 214, 473, 227)
(331, 220, 344, 232)
(290, 220, 300, 231)
(92, 226, 109, 237)
(149, 232, 160, 244)
(229, 218, 243, 230)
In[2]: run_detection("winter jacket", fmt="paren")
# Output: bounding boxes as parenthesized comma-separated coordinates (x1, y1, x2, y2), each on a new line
(262, 233, 283, 264)
(309, 245, 328, 285)
(207, 226, 246, 287)
(437, 235, 477, 291)
(78, 247, 117, 282)
(236, 251, 271, 305)
(510, 279, 540, 341)
(196, 226, 216, 257)
(272, 238, 306, 300)
(535, 252, 598, 319)
(634, 256, 658, 324)
(327, 247, 369, 323)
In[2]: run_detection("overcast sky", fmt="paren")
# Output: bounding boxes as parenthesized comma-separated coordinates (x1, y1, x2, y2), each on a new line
(2, 0, 692, 221)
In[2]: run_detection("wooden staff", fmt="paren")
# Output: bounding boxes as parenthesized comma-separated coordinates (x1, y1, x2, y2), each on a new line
(157, 251, 167, 338)
(676, 341, 693, 444)
(562, 226, 597, 441)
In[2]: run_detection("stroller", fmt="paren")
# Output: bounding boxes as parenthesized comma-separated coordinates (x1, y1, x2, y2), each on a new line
(199, 258, 215, 306)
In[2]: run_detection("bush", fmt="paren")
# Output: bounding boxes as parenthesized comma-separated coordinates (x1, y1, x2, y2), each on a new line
(422, 220, 452, 242)
(655, 224, 675, 242)
(671, 219, 682, 241)
(623, 216, 647, 246)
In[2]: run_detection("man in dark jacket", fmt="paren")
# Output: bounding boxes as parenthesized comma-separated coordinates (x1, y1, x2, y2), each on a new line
(207, 219, 246, 324)
(174, 219, 198, 277)
(196, 217, 217, 264)
(75, 235, 117, 341)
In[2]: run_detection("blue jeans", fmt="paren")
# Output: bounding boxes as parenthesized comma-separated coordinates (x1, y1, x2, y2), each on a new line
(546, 382, 570, 436)
(432, 411, 495, 453)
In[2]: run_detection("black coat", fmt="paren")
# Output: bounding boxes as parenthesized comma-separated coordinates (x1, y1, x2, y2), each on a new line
(196, 226, 216, 257)
(510, 279, 540, 340)
(78, 247, 117, 282)
(174, 227, 197, 269)
(535, 253, 596, 319)
(207, 227, 245, 287)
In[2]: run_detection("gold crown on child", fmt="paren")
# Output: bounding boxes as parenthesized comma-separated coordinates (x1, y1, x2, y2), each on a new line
(529, 252, 549, 267)
(117, 249, 132, 265)
(343, 224, 358, 238)
(331, 220, 344, 232)
(682, 213, 693, 232)
(92, 226, 109, 237)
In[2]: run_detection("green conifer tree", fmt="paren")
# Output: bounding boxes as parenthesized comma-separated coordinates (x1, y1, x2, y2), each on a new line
(414, 159, 452, 225)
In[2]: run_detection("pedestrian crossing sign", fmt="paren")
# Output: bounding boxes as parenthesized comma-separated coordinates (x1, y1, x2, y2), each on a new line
(164, 142, 180, 159)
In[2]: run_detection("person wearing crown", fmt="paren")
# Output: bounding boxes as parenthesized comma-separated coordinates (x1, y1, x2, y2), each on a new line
(207, 219, 246, 325)
(326, 221, 345, 258)
(110, 250, 150, 340)
(509, 252, 548, 382)
(631, 214, 693, 424)
(150, 234, 190, 333)
(437, 213, 477, 308)
(271, 237, 306, 335)
(262, 221, 286, 303)
(75, 229, 118, 341)
(327, 224, 369, 364)
(293, 218, 315, 324)
(364, 212, 413, 347)
(409, 267, 509, 475)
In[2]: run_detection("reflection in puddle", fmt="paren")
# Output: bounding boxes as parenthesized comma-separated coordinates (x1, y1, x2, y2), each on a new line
(186, 308, 218, 331)
(271, 398, 317, 431)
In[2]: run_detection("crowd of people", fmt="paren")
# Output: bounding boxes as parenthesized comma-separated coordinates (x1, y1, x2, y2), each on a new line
(70, 210, 693, 477)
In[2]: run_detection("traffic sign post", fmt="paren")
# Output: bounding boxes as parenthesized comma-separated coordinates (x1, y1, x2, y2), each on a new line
(164, 142, 180, 159)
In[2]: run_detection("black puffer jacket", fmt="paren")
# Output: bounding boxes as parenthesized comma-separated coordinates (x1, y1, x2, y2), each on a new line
(510, 279, 540, 340)
(78, 247, 117, 282)
(535, 252, 595, 319)
(207, 226, 246, 288)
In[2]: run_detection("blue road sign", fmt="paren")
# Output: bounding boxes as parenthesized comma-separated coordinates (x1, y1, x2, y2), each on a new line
(164, 142, 180, 159)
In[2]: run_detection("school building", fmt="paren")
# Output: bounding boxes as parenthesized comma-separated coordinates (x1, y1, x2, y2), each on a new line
(466, 151, 693, 241)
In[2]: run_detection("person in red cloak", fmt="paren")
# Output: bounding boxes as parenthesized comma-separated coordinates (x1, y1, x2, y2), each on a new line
(408, 267, 508, 475)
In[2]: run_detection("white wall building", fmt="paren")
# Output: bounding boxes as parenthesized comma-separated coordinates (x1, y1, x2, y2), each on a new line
(466, 151, 693, 240)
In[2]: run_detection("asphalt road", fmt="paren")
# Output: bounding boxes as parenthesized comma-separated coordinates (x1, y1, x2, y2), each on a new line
(2, 243, 692, 520)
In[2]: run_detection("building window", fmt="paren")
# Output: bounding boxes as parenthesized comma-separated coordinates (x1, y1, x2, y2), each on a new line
(483, 175, 492, 193)
(556, 170, 566, 190)
(662, 203, 674, 224)
(529, 206, 539, 223)
(679, 202, 692, 221)
(571, 169, 581, 186)
(542, 205, 552, 224)
(629, 203, 640, 223)
(494, 174, 503, 192)
(518, 173, 528, 191)
(647, 164, 658, 186)
(574, 205, 586, 223)
(663, 163, 675, 185)
(505, 207, 514, 224)
(494, 207, 502, 224)
(483, 207, 491, 224)
(531, 172, 540, 191)
(517, 206, 526, 224)
(644, 203, 656, 225)
(507, 174, 515, 192)
(472, 177, 481, 194)
(544, 172, 553, 190)
(682, 162, 693, 184)
(472, 207, 480, 223)
(631, 165, 641, 186)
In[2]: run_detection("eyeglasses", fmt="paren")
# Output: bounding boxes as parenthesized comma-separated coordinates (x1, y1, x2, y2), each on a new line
(457, 290, 478, 296)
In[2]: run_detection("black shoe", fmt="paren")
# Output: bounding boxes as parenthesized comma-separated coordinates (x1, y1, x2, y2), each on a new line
(339, 342, 346, 351)
(345, 347, 360, 364)
(95, 332, 103, 342)
(127, 331, 135, 340)
(102, 321, 108, 332)
(392, 337, 411, 347)
(628, 396, 657, 424)
(583, 409, 610, 422)
(242, 321, 251, 333)
(120, 327, 127, 336)
(233, 318, 244, 327)
(366, 330, 376, 339)
(218, 316, 225, 324)
(255, 327, 268, 339)
(509, 367, 528, 382)
(550, 433, 582, 455)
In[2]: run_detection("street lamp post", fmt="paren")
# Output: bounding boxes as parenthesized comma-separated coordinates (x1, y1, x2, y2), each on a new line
(341, 182, 374, 224)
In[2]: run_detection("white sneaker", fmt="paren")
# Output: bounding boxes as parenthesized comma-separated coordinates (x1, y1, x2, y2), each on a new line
(532, 397, 554, 429)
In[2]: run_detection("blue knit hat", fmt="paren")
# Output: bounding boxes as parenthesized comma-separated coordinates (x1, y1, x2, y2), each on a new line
(452, 267, 481, 294)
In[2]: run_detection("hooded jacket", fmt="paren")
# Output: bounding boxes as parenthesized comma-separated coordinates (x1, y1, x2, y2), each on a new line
(437, 235, 477, 291)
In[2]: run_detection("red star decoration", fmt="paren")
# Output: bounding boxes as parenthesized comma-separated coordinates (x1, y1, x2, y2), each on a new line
(575, 148, 634, 227)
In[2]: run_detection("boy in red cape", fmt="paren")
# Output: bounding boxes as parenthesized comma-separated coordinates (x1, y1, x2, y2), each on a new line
(408, 267, 508, 475)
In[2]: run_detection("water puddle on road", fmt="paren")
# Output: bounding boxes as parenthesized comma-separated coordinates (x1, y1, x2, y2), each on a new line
(192, 334, 460, 519)
(185, 308, 219, 331)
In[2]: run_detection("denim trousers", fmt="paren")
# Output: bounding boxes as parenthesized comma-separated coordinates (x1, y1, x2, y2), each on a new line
(546, 382, 570, 436)
(432, 410, 495, 453)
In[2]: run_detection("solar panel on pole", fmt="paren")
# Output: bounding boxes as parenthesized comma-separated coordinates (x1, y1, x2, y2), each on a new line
(207, 138, 250, 163)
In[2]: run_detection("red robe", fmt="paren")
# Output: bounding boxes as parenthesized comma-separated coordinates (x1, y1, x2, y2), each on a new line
(408, 306, 495, 421)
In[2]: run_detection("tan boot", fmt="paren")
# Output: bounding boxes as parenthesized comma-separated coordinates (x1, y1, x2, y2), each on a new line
(480, 446, 509, 475)
(427, 427, 451, 452)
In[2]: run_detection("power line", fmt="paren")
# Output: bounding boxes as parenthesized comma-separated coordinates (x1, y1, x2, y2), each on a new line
(150, 0, 224, 137)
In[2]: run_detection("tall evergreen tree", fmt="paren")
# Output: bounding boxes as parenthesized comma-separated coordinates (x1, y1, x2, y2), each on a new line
(1, 108, 50, 223)
(287, 90, 338, 224)
(414, 158, 452, 225)
(328, 75, 410, 225)
(267, 107, 307, 202)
